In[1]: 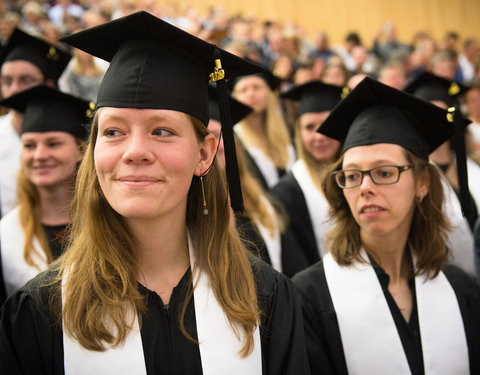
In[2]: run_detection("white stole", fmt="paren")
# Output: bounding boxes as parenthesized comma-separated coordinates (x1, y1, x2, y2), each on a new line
(440, 171, 475, 276)
(234, 126, 295, 189)
(291, 160, 331, 258)
(253, 196, 282, 272)
(323, 250, 469, 375)
(63, 234, 262, 374)
(0, 206, 48, 296)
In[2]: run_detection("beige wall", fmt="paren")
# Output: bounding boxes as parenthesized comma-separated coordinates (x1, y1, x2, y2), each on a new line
(176, 0, 480, 46)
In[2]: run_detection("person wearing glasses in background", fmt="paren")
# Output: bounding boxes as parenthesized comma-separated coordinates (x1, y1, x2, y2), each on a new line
(293, 78, 480, 375)
(0, 28, 70, 218)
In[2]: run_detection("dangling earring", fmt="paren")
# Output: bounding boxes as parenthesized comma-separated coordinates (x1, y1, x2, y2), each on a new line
(418, 192, 424, 203)
(200, 176, 208, 216)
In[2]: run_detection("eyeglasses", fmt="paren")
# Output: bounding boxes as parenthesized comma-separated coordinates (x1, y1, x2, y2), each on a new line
(333, 164, 413, 189)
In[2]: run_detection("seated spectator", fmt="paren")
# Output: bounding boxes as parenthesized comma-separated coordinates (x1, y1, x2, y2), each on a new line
(458, 38, 480, 84)
(378, 60, 407, 90)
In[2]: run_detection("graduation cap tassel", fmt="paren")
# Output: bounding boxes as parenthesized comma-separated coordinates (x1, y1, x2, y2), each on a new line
(450, 107, 477, 229)
(211, 49, 244, 214)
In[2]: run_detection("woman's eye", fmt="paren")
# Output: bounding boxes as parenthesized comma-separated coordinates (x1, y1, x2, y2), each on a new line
(345, 172, 359, 181)
(103, 129, 122, 137)
(152, 128, 172, 136)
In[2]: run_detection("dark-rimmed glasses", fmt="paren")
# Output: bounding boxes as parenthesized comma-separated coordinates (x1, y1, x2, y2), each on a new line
(333, 165, 413, 189)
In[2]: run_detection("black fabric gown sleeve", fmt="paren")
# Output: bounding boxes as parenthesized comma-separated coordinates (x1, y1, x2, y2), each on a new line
(0, 269, 64, 375)
(280, 225, 310, 278)
(474, 217, 480, 285)
(271, 172, 321, 266)
(0, 242, 7, 307)
(443, 264, 480, 374)
(252, 258, 311, 375)
(292, 261, 348, 375)
(236, 214, 272, 265)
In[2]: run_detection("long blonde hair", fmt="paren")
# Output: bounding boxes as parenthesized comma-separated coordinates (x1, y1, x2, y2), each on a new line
(236, 140, 285, 236)
(234, 84, 293, 169)
(17, 139, 85, 270)
(58, 111, 260, 356)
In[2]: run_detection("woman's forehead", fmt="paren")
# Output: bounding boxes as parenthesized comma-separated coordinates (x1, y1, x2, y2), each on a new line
(342, 143, 408, 167)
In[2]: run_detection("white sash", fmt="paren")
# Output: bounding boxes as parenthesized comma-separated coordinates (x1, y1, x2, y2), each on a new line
(0, 206, 47, 296)
(234, 126, 295, 189)
(323, 250, 469, 375)
(291, 160, 331, 258)
(63, 234, 262, 374)
(440, 171, 475, 276)
(253, 196, 282, 272)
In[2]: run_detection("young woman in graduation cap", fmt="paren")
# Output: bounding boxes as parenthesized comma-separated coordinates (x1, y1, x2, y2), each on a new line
(0, 28, 71, 218)
(405, 71, 480, 278)
(231, 71, 296, 191)
(0, 12, 309, 374)
(293, 77, 480, 375)
(0, 85, 89, 301)
(272, 81, 348, 268)
(208, 85, 308, 277)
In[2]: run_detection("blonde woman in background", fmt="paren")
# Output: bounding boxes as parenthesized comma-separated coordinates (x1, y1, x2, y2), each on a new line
(0, 85, 89, 300)
(232, 71, 296, 190)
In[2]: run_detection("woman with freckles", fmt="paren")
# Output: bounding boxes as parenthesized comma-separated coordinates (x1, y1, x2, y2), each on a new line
(0, 12, 309, 374)
(0, 85, 89, 301)
(293, 78, 480, 375)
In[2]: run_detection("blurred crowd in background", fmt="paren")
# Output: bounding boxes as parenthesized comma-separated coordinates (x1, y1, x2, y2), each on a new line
(1, 0, 479, 94)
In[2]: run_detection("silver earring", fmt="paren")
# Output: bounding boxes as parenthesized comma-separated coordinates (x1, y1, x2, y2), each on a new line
(418, 192, 424, 203)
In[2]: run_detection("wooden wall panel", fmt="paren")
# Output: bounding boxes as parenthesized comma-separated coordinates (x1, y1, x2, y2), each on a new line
(171, 0, 480, 46)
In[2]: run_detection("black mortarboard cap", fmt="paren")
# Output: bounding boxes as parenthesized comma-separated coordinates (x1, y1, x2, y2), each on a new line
(0, 85, 93, 140)
(281, 80, 349, 116)
(230, 70, 282, 92)
(61, 11, 265, 213)
(404, 71, 466, 107)
(0, 28, 71, 84)
(319, 77, 474, 222)
(208, 84, 252, 124)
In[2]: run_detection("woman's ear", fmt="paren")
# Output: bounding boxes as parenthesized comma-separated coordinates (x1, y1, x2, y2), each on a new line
(416, 165, 431, 197)
(194, 133, 217, 176)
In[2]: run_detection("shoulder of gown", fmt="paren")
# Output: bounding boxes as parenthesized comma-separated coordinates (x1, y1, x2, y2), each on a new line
(0, 266, 63, 375)
(292, 260, 348, 375)
(249, 257, 311, 374)
(443, 264, 480, 374)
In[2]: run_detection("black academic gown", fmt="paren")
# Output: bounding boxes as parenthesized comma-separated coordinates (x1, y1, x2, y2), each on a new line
(237, 140, 286, 192)
(0, 258, 310, 375)
(271, 172, 320, 267)
(292, 261, 480, 375)
(0, 242, 6, 307)
(236, 214, 309, 278)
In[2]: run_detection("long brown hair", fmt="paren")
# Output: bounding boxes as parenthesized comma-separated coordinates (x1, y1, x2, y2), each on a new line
(17, 139, 85, 270)
(323, 148, 451, 278)
(58, 110, 260, 356)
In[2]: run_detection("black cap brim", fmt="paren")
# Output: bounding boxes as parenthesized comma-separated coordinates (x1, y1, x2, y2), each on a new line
(281, 80, 348, 115)
(0, 85, 92, 139)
